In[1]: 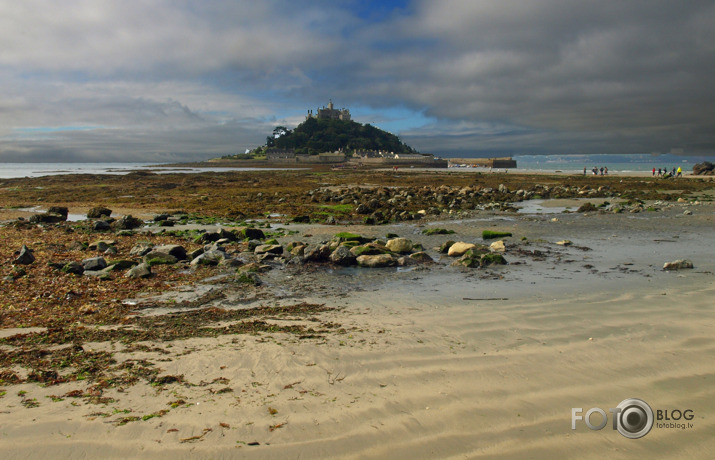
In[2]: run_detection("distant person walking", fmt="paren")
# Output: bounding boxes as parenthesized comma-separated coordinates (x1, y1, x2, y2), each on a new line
(677, 166, 682, 177)
(652, 167, 656, 176)
(583, 167, 587, 176)
(600, 167, 604, 176)
(604, 167, 608, 175)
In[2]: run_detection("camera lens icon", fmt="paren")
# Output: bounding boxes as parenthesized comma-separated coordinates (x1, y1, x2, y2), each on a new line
(615, 398, 654, 439)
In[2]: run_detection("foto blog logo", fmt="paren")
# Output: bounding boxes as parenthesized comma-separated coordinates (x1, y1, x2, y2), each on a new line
(572, 398, 654, 439)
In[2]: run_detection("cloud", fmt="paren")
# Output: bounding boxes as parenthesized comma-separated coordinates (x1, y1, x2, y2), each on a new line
(0, 0, 713, 161)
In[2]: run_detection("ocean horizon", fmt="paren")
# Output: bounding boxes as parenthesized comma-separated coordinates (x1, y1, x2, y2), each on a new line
(0, 153, 711, 178)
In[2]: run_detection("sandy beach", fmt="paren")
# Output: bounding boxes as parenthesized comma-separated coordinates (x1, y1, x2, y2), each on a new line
(1, 169, 714, 459)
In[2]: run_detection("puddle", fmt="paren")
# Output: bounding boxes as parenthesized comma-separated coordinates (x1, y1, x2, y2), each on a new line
(515, 200, 570, 214)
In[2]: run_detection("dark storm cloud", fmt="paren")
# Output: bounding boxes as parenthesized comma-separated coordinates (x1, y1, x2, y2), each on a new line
(0, 1, 713, 161)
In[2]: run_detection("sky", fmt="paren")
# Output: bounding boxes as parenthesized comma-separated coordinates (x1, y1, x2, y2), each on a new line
(1, 0, 714, 162)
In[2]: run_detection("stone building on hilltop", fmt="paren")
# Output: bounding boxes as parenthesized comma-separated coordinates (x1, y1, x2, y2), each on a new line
(307, 100, 351, 121)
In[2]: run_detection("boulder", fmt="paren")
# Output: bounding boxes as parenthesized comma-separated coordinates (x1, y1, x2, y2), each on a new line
(692, 161, 714, 175)
(82, 257, 107, 271)
(663, 259, 694, 270)
(93, 220, 112, 231)
(130, 242, 154, 256)
(152, 244, 188, 260)
(87, 207, 112, 218)
(29, 212, 66, 223)
(447, 242, 476, 257)
(489, 240, 506, 252)
(112, 215, 143, 230)
(386, 238, 413, 254)
(304, 245, 331, 262)
(480, 253, 508, 267)
(329, 246, 357, 266)
(125, 262, 152, 279)
(190, 250, 227, 266)
(556, 240, 572, 246)
(350, 243, 389, 257)
(62, 261, 84, 275)
(254, 244, 283, 255)
(47, 206, 69, 218)
(14, 245, 35, 265)
(356, 254, 397, 268)
(143, 251, 178, 265)
(409, 251, 434, 263)
(237, 227, 265, 240)
(439, 240, 456, 254)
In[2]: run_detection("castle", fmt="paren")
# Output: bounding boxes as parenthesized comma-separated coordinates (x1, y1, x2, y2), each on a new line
(307, 100, 351, 121)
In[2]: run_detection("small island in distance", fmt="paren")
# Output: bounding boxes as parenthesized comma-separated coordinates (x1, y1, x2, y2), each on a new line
(213, 100, 514, 169)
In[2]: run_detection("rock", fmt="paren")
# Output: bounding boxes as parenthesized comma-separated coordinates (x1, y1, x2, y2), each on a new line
(292, 215, 310, 223)
(89, 239, 116, 251)
(152, 244, 187, 260)
(82, 257, 107, 271)
(125, 262, 152, 279)
(556, 240, 572, 246)
(355, 204, 370, 214)
(356, 254, 397, 268)
(190, 250, 227, 266)
(104, 246, 118, 255)
(107, 260, 137, 271)
(409, 252, 434, 263)
(188, 248, 204, 260)
(489, 240, 506, 252)
(480, 253, 508, 267)
(683, 210, 693, 215)
(304, 245, 331, 262)
(329, 246, 357, 266)
(386, 238, 413, 254)
(439, 240, 456, 254)
(350, 243, 389, 257)
(254, 244, 283, 255)
(30, 212, 66, 223)
(47, 206, 69, 218)
(93, 220, 112, 231)
(112, 215, 143, 230)
(692, 161, 714, 175)
(447, 242, 476, 257)
(290, 245, 306, 257)
(62, 261, 84, 275)
(577, 202, 598, 213)
(14, 245, 35, 265)
(130, 242, 154, 256)
(87, 207, 112, 218)
(237, 227, 265, 240)
(663, 259, 694, 270)
(325, 215, 337, 225)
(143, 251, 178, 265)
(153, 213, 169, 222)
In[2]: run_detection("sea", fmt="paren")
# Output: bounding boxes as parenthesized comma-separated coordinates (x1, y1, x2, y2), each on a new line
(0, 154, 711, 179)
(0, 163, 289, 179)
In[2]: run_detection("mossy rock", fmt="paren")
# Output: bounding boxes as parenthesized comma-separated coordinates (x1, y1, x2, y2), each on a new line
(480, 253, 507, 266)
(576, 202, 598, 213)
(482, 230, 512, 240)
(333, 232, 370, 244)
(108, 260, 138, 271)
(422, 228, 456, 236)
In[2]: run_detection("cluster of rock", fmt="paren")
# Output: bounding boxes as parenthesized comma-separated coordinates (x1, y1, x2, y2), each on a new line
(304, 184, 616, 223)
(693, 162, 714, 175)
(296, 233, 434, 268)
(440, 240, 508, 268)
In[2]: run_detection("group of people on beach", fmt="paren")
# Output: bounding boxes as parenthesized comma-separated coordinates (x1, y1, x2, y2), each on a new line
(653, 167, 682, 178)
(583, 166, 608, 176)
